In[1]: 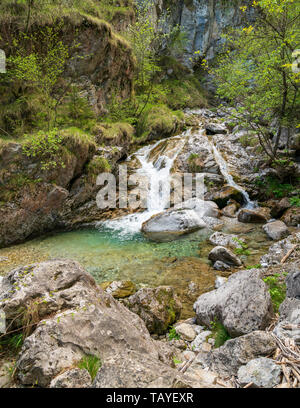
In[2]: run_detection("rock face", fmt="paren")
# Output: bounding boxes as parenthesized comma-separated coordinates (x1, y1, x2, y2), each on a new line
(0, 260, 192, 388)
(208, 246, 242, 267)
(123, 286, 182, 334)
(193, 269, 274, 337)
(141, 209, 206, 242)
(206, 331, 277, 377)
(281, 207, 300, 226)
(238, 208, 271, 223)
(237, 358, 281, 388)
(263, 221, 290, 241)
(260, 232, 300, 266)
(50, 369, 92, 389)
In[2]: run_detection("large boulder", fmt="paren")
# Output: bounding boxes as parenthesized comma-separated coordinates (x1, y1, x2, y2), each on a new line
(208, 246, 242, 267)
(123, 286, 182, 334)
(141, 209, 206, 242)
(193, 269, 274, 337)
(260, 232, 300, 267)
(237, 358, 281, 388)
(206, 186, 244, 209)
(0, 260, 188, 388)
(174, 199, 220, 219)
(281, 207, 300, 227)
(238, 208, 271, 223)
(206, 331, 277, 377)
(262, 221, 290, 241)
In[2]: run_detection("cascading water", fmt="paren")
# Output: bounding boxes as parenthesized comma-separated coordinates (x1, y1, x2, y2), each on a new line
(209, 141, 255, 209)
(100, 131, 189, 236)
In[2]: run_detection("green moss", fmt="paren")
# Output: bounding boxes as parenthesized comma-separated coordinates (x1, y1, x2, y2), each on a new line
(209, 319, 231, 348)
(86, 156, 111, 175)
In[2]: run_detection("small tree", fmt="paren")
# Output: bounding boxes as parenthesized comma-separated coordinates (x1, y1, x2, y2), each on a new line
(212, 0, 300, 164)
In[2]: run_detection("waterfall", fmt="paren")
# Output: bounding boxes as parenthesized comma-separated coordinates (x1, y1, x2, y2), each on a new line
(99, 131, 189, 236)
(209, 141, 255, 209)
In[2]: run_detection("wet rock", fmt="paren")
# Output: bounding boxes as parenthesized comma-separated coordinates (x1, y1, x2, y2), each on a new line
(213, 261, 231, 271)
(175, 323, 197, 341)
(221, 200, 240, 218)
(141, 209, 206, 242)
(281, 207, 300, 226)
(263, 221, 290, 241)
(50, 368, 92, 388)
(208, 246, 242, 267)
(174, 199, 220, 219)
(124, 286, 182, 334)
(238, 208, 271, 223)
(237, 358, 281, 388)
(215, 276, 228, 288)
(260, 232, 300, 266)
(209, 232, 245, 249)
(100, 280, 136, 298)
(206, 331, 277, 377)
(194, 269, 273, 337)
(206, 186, 244, 209)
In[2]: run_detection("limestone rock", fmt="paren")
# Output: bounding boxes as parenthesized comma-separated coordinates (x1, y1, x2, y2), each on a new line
(175, 323, 197, 341)
(237, 358, 281, 388)
(263, 221, 290, 241)
(206, 331, 277, 377)
(215, 276, 228, 288)
(286, 266, 300, 299)
(124, 286, 182, 334)
(260, 233, 300, 266)
(238, 208, 271, 223)
(194, 269, 273, 337)
(209, 232, 245, 249)
(174, 198, 220, 219)
(213, 261, 231, 271)
(281, 207, 300, 226)
(50, 368, 92, 388)
(141, 209, 206, 242)
(190, 331, 212, 351)
(208, 246, 242, 267)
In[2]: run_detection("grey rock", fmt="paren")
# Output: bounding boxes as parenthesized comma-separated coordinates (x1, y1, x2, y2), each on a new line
(141, 209, 206, 242)
(260, 232, 300, 266)
(286, 267, 300, 299)
(209, 232, 245, 249)
(174, 199, 219, 219)
(237, 357, 281, 388)
(263, 221, 290, 241)
(124, 286, 182, 334)
(208, 246, 242, 267)
(215, 276, 228, 288)
(194, 269, 274, 337)
(50, 368, 92, 388)
(207, 331, 277, 377)
(175, 323, 197, 341)
(191, 331, 212, 351)
(274, 297, 300, 345)
(238, 208, 271, 223)
(279, 297, 300, 322)
(213, 261, 231, 272)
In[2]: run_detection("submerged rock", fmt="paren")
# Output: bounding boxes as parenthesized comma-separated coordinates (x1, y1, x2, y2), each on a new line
(263, 220, 290, 241)
(100, 280, 136, 298)
(193, 269, 274, 337)
(208, 246, 242, 267)
(237, 358, 281, 388)
(206, 331, 277, 377)
(141, 209, 206, 242)
(124, 286, 182, 334)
